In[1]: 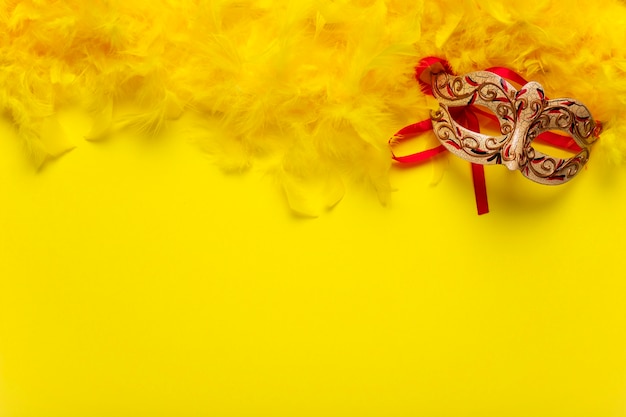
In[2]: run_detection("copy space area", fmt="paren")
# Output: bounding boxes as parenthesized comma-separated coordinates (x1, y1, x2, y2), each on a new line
(1, 109, 625, 417)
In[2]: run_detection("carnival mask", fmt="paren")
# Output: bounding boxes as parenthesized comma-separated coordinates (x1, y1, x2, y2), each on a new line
(423, 64, 602, 184)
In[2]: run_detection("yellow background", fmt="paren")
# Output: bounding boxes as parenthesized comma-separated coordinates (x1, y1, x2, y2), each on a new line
(1, 109, 626, 416)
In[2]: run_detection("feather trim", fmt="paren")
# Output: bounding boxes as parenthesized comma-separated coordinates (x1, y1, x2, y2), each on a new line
(1, 0, 625, 212)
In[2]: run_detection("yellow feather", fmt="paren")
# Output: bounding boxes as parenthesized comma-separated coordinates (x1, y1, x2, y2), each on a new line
(1, 0, 625, 212)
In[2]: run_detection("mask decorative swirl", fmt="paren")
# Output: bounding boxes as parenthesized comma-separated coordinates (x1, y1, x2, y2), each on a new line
(428, 69, 602, 184)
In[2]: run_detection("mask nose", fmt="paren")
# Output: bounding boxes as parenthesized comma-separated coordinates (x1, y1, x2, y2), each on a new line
(502, 131, 526, 171)
(502, 83, 544, 171)
(503, 158, 520, 171)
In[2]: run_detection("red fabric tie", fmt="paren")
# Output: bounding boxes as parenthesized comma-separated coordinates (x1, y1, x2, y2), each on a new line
(391, 57, 489, 215)
(389, 120, 447, 164)
(390, 58, 582, 215)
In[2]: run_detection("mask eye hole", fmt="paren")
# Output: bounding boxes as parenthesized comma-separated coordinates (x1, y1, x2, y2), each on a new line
(447, 105, 505, 136)
(532, 130, 582, 159)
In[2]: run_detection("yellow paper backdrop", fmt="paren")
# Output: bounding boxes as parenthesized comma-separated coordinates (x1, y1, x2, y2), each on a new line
(1, 108, 626, 417)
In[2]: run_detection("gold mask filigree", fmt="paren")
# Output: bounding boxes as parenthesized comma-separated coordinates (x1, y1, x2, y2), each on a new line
(426, 68, 602, 184)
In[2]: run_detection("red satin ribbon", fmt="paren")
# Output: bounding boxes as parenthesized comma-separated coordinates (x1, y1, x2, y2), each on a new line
(485, 66, 529, 87)
(390, 58, 581, 215)
(389, 120, 446, 164)
(392, 57, 489, 215)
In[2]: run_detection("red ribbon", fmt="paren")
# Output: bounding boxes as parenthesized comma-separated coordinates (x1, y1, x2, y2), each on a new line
(392, 57, 489, 215)
(389, 120, 446, 164)
(390, 58, 581, 215)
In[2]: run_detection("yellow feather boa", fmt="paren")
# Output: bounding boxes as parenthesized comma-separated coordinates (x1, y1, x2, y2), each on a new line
(3, 0, 625, 214)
